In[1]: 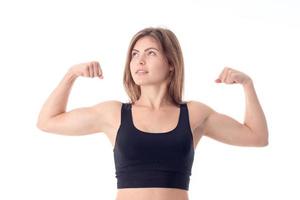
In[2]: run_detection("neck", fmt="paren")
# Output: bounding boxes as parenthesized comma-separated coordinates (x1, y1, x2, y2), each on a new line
(133, 81, 176, 110)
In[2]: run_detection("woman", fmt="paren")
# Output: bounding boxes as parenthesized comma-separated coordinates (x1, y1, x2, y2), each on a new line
(37, 27, 269, 200)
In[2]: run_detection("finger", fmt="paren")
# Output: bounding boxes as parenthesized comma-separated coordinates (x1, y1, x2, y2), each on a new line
(215, 78, 221, 83)
(98, 64, 103, 79)
(224, 67, 234, 83)
(219, 67, 228, 82)
(224, 69, 233, 83)
(92, 62, 97, 77)
(216, 71, 223, 83)
(84, 66, 90, 77)
(95, 62, 101, 77)
(90, 62, 95, 77)
(92, 62, 97, 78)
(93, 62, 99, 77)
(88, 63, 93, 77)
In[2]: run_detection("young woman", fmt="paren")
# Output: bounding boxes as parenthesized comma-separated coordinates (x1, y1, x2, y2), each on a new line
(37, 27, 269, 200)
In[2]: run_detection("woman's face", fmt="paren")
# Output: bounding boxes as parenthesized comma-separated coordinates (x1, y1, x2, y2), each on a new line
(130, 36, 172, 86)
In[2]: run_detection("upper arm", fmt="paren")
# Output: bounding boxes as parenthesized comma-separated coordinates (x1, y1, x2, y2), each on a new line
(192, 101, 265, 147)
(38, 100, 121, 136)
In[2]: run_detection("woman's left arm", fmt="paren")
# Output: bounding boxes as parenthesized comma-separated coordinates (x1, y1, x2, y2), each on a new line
(201, 67, 269, 147)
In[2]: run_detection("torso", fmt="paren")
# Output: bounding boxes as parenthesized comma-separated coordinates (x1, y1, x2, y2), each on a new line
(102, 100, 209, 200)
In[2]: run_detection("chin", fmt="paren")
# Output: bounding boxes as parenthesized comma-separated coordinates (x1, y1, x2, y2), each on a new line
(135, 82, 148, 86)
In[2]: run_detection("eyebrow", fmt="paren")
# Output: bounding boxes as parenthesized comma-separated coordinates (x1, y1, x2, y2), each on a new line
(132, 47, 160, 52)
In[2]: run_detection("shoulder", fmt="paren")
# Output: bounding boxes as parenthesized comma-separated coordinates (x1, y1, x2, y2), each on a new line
(90, 100, 124, 133)
(91, 100, 123, 120)
(93, 100, 123, 112)
(185, 100, 214, 114)
(184, 100, 215, 127)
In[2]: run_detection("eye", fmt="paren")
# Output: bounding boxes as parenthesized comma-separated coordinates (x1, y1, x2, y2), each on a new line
(148, 51, 156, 56)
(131, 52, 138, 57)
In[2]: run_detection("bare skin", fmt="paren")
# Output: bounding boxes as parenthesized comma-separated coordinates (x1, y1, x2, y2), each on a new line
(37, 36, 268, 200)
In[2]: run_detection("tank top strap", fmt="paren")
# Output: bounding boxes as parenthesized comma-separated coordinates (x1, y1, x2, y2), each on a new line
(179, 102, 193, 131)
(120, 102, 131, 128)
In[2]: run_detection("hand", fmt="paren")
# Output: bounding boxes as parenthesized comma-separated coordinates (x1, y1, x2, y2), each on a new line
(69, 61, 103, 79)
(215, 67, 252, 86)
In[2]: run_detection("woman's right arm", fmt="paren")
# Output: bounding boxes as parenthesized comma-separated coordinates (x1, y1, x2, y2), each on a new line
(36, 61, 113, 136)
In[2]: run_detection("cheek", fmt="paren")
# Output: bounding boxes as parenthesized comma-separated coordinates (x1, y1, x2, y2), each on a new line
(129, 59, 136, 69)
(152, 66, 170, 79)
(152, 59, 169, 72)
(129, 63, 134, 76)
(129, 58, 138, 71)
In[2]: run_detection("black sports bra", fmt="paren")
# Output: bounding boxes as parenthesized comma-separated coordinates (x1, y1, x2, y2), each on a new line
(113, 102, 195, 190)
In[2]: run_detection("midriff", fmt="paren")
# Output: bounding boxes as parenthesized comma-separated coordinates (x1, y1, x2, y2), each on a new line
(115, 188, 189, 200)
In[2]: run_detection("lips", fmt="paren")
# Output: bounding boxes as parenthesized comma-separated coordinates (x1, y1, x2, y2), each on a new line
(136, 69, 148, 74)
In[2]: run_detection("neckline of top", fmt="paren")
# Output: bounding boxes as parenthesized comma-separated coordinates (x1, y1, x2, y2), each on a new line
(129, 103, 183, 135)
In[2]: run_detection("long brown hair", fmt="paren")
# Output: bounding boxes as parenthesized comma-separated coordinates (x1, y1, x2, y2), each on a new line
(123, 27, 186, 106)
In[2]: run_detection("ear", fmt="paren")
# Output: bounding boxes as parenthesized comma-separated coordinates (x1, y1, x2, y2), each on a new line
(168, 60, 174, 71)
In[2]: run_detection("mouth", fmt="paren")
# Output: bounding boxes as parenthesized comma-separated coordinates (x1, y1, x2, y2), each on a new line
(136, 70, 149, 74)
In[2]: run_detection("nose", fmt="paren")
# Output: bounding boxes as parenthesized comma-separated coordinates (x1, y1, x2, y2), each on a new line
(138, 54, 145, 65)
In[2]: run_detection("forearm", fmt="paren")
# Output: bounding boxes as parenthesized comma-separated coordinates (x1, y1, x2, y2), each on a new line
(243, 79, 269, 143)
(37, 69, 78, 126)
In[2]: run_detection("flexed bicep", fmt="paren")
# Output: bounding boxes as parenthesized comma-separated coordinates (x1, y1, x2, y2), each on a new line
(203, 109, 263, 147)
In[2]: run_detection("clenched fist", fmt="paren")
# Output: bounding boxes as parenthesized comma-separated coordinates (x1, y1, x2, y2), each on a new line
(69, 61, 103, 79)
(215, 67, 251, 86)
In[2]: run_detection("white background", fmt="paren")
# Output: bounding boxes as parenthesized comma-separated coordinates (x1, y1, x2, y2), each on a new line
(0, 0, 299, 199)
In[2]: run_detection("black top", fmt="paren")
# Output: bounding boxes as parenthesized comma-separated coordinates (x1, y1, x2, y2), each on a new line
(113, 102, 195, 190)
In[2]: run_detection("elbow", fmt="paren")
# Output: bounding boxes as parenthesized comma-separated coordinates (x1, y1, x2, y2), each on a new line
(36, 122, 45, 131)
(255, 140, 268, 147)
(36, 120, 50, 132)
(254, 134, 269, 147)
